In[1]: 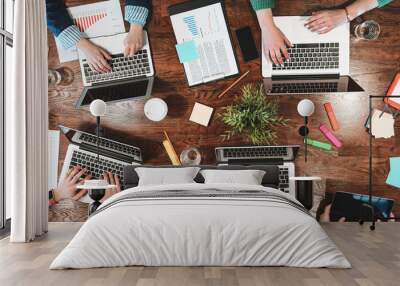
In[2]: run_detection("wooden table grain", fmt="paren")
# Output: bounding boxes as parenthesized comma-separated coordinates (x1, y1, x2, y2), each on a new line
(48, 0, 400, 220)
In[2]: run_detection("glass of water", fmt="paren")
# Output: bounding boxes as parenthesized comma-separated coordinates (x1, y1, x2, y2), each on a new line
(354, 20, 381, 41)
(48, 69, 62, 86)
(180, 147, 201, 166)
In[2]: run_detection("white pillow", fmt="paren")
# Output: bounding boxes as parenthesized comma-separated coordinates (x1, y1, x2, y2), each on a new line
(136, 167, 201, 186)
(200, 169, 266, 185)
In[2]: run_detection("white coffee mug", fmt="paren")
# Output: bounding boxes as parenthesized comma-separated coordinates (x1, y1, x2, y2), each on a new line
(144, 98, 168, 122)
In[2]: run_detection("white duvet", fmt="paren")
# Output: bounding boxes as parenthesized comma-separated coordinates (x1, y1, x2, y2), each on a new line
(50, 183, 351, 269)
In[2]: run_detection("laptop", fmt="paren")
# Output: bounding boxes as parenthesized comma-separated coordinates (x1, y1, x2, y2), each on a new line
(59, 125, 142, 203)
(215, 145, 300, 197)
(262, 16, 363, 94)
(76, 31, 155, 107)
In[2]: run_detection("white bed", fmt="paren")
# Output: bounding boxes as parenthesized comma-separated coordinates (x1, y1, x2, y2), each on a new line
(50, 183, 351, 269)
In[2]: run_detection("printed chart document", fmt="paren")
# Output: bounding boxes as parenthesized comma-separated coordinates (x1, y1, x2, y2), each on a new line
(170, 2, 239, 86)
(55, 0, 125, 63)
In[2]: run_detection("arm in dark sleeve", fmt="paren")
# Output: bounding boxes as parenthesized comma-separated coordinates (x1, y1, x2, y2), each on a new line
(45, 0, 82, 49)
(45, 0, 74, 36)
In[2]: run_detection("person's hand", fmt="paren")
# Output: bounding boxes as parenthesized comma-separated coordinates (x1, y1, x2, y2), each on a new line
(100, 172, 121, 203)
(77, 38, 112, 73)
(261, 24, 292, 66)
(124, 24, 144, 57)
(319, 204, 346, 222)
(305, 10, 348, 34)
(54, 166, 92, 202)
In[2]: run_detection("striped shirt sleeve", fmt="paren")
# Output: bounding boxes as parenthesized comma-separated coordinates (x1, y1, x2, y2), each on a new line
(125, 5, 149, 26)
(56, 25, 82, 50)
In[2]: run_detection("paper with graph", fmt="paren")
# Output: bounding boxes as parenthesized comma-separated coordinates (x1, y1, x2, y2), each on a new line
(55, 0, 125, 63)
(170, 2, 238, 86)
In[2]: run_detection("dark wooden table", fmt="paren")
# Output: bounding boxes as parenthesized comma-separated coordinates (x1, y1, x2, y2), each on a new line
(48, 0, 400, 220)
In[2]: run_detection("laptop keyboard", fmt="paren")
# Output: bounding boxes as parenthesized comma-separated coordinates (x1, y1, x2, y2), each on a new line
(271, 81, 338, 93)
(78, 133, 141, 160)
(278, 166, 290, 193)
(272, 43, 340, 71)
(222, 147, 288, 159)
(69, 150, 126, 189)
(83, 50, 151, 84)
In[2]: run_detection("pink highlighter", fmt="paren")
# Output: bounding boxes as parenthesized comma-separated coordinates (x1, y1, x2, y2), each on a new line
(319, 124, 342, 148)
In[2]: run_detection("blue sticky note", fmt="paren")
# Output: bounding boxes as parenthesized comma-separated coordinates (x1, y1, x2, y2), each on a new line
(175, 41, 199, 63)
(390, 157, 400, 168)
(386, 171, 400, 188)
(386, 157, 400, 188)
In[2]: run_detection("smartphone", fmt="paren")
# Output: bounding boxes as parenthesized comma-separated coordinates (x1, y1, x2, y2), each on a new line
(235, 27, 258, 62)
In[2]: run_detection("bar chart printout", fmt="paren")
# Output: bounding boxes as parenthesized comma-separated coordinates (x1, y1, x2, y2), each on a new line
(183, 16, 199, 37)
(73, 10, 108, 32)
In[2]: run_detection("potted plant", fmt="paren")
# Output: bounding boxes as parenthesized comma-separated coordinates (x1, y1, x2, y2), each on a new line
(219, 83, 288, 145)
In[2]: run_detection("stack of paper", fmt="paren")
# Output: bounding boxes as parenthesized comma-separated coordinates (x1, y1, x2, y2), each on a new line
(371, 109, 395, 139)
(386, 157, 400, 188)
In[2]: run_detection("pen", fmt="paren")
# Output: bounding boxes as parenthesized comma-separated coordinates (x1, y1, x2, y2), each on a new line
(217, 70, 250, 99)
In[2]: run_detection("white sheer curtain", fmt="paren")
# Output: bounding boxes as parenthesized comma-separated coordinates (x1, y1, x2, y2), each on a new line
(7, 0, 48, 242)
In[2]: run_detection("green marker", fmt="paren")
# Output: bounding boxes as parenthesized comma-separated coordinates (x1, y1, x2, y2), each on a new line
(304, 138, 332, 151)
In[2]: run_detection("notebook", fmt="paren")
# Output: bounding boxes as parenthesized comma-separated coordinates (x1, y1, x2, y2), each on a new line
(168, 0, 239, 86)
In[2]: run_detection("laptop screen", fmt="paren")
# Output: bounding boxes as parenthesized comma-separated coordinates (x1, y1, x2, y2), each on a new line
(59, 125, 142, 163)
(76, 77, 153, 107)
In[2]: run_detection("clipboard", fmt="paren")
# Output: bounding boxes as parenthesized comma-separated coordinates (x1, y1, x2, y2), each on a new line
(384, 72, 400, 110)
(168, 0, 240, 87)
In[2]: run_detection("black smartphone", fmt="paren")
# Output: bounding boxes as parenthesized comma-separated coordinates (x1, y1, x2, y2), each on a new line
(235, 27, 258, 62)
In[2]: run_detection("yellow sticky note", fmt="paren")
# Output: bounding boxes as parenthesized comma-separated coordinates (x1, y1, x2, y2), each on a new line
(189, 102, 214, 127)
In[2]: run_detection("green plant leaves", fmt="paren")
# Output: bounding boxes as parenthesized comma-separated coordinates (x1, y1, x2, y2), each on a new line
(219, 83, 288, 145)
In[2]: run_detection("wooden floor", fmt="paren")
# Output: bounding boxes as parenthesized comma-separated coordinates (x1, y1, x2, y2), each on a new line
(1, 222, 399, 286)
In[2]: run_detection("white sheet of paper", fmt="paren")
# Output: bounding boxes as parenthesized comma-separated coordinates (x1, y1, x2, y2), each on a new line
(170, 3, 238, 86)
(48, 130, 60, 190)
(55, 0, 125, 63)
(371, 109, 395, 139)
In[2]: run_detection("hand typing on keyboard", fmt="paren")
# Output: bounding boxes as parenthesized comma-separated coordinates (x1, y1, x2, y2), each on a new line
(255, 9, 293, 66)
(100, 172, 121, 203)
(53, 166, 92, 203)
(77, 38, 112, 73)
(124, 24, 145, 57)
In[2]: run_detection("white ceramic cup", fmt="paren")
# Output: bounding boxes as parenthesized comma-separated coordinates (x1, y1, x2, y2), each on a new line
(144, 98, 168, 122)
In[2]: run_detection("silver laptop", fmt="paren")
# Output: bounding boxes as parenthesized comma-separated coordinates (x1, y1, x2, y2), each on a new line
(59, 125, 142, 203)
(78, 31, 155, 87)
(215, 145, 299, 197)
(262, 16, 363, 94)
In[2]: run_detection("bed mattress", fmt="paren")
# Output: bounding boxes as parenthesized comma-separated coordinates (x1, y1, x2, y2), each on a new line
(50, 183, 351, 269)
